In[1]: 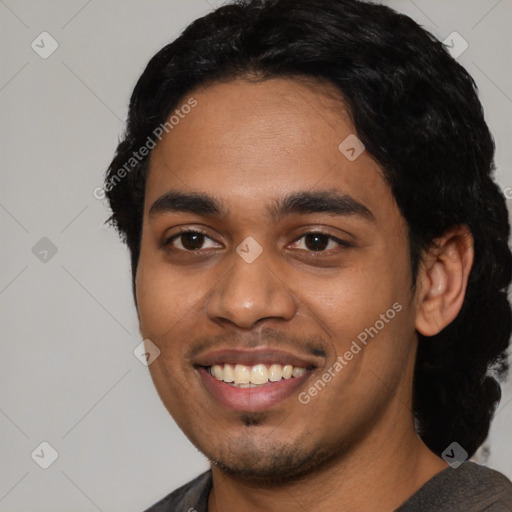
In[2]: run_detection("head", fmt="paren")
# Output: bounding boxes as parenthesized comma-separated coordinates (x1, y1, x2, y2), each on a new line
(105, 0, 511, 481)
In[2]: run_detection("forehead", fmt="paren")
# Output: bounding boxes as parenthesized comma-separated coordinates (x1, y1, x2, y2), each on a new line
(144, 77, 398, 225)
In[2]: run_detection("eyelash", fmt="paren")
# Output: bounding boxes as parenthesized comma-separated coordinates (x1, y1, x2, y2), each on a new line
(163, 228, 351, 253)
(163, 228, 215, 251)
(294, 233, 352, 252)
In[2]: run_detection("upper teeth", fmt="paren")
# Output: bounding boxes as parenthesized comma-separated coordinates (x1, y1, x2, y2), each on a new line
(209, 363, 307, 385)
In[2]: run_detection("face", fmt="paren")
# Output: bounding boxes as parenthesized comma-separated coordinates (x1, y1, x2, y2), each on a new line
(136, 77, 418, 482)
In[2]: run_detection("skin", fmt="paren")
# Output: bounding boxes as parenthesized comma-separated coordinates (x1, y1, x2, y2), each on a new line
(135, 77, 474, 511)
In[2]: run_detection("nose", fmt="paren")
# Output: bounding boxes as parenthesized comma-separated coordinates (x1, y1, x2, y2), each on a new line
(206, 249, 297, 329)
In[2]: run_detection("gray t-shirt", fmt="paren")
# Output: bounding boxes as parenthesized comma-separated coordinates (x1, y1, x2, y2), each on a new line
(144, 462, 512, 511)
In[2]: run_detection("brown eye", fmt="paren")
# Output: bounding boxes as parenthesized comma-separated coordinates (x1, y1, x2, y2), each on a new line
(166, 230, 219, 251)
(180, 232, 205, 250)
(290, 232, 350, 252)
(304, 233, 330, 251)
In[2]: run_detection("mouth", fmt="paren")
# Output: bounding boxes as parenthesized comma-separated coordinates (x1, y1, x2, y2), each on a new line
(204, 362, 310, 387)
(194, 348, 321, 412)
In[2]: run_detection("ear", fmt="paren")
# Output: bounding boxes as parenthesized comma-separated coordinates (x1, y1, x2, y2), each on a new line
(415, 225, 474, 337)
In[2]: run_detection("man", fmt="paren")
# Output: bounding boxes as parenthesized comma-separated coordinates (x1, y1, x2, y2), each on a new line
(105, 0, 512, 510)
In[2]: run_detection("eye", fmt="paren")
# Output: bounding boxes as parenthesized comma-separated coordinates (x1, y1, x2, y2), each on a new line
(165, 229, 220, 251)
(290, 232, 350, 252)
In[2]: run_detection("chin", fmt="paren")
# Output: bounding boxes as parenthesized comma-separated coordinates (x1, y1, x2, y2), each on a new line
(205, 435, 342, 486)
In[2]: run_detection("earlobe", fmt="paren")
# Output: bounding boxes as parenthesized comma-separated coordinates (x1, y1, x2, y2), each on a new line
(415, 226, 474, 337)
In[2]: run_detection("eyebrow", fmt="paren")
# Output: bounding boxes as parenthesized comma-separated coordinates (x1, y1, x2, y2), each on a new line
(148, 189, 374, 222)
(271, 189, 374, 222)
(149, 191, 222, 218)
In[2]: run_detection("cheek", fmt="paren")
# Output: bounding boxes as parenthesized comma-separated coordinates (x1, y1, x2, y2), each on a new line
(135, 252, 207, 339)
(295, 248, 415, 399)
(298, 275, 414, 418)
(298, 256, 407, 343)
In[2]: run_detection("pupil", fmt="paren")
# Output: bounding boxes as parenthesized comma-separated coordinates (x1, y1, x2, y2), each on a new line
(305, 233, 328, 251)
(182, 233, 204, 250)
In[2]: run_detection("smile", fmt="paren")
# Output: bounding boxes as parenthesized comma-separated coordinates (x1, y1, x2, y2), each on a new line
(198, 364, 315, 412)
(206, 363, 308, 387)
(194, 347, 322, 411)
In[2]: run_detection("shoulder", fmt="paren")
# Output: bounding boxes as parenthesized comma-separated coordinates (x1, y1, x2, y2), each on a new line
(142, 471, 212, 512)
(397, 462, 512, 511)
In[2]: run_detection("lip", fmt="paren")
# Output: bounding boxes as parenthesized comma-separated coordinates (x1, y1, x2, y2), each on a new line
(194, 347, 321, 369)
(198, 366, 314, 412)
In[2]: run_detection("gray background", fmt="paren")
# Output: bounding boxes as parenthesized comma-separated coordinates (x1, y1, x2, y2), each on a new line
(0, 1, 511, 511)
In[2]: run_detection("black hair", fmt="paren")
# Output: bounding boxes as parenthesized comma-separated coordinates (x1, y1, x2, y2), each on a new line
(105, 0, 512, 458)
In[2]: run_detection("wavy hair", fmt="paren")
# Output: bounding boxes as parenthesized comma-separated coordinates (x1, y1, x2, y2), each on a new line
(105, 0, 512, 457)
